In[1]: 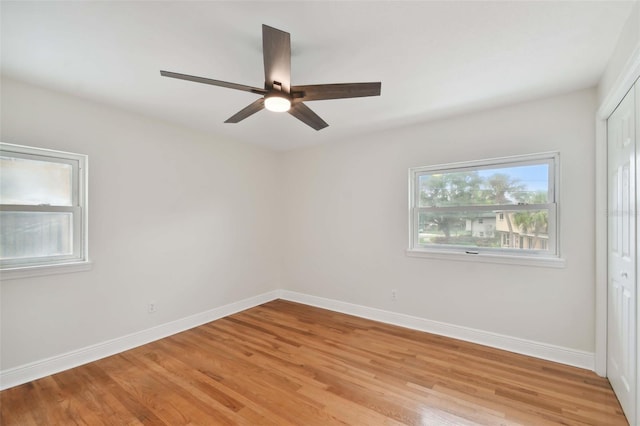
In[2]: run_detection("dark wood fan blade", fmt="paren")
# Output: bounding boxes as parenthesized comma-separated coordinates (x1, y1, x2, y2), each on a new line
(262, 25, 291, 93)
(291, 82, 381, 101)
(160, 71, 267, 95)
(224, 98, 265, 123)
(288, 102, 328, 131)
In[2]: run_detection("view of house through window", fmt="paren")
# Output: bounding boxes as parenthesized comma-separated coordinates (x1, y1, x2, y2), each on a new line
(409, 153, 558, 257)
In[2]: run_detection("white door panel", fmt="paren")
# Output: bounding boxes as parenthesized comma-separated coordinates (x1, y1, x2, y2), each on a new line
(636, 80, 640, 423)
(608, 85, 637, 425)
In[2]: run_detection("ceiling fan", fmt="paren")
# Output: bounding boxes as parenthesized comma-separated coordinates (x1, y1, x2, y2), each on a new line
(160, 25, 381, 131)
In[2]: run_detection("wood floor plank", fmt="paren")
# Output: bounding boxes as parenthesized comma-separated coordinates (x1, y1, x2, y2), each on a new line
(0, 300, 629, 425)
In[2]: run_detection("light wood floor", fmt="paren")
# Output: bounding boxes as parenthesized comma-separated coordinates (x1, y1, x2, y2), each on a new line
(0, 300, 628, 425)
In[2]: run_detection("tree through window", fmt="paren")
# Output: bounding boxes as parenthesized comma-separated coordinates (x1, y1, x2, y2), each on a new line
(409, 153, 559, 258)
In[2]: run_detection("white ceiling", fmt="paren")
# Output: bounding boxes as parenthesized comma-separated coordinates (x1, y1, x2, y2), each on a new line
(1, 1, 635, 151)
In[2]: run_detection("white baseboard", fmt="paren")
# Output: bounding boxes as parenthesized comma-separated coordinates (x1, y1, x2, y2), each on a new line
(1, 289, 595, 390)
(279, 290, 595, 371)
(0, 290, 280, 391)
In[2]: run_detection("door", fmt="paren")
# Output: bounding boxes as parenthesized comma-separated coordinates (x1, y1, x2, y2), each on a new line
(608, 85, 637, 425)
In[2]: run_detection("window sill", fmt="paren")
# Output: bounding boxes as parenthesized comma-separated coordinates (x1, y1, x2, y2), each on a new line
(406, 249, 566, 268)
(1, 260, 93, 281)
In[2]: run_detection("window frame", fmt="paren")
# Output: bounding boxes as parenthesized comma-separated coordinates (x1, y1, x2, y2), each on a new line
(407, 152, 564, 268)
(0, 142, 89, 276)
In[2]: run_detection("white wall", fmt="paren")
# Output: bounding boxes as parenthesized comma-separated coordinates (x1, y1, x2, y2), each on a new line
(598, 0, 640, 105)
(281, 89, 597, 353)
(0, 78, 598, 379)
(0, 77, 282, 371)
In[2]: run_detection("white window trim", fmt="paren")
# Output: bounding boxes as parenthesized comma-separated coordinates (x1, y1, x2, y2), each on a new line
(0, 142, 90, 279)
(407, 152, 565, 268)
(1, 260, 93, 280)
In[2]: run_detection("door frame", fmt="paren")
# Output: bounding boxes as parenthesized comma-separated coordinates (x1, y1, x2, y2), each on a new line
(595, 46, 640, 377)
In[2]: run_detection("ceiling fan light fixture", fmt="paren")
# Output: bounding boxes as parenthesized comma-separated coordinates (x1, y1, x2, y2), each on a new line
(264, 94, 291, 112)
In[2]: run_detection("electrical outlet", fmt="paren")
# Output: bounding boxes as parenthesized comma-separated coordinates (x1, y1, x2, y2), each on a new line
(391, 289, 398, 301)
(148, 301, 157, 313)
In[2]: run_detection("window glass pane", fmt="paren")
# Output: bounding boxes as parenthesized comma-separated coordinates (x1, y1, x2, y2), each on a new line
(418, 164, 549, 208)
(418, 209, 550, 251)
(0, 212, 73, 260)
(0, 156, 73, 206)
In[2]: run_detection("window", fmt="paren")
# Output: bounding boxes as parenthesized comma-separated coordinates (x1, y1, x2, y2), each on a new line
(408, 152, 561, 265)
(1, 143, 88, 271)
